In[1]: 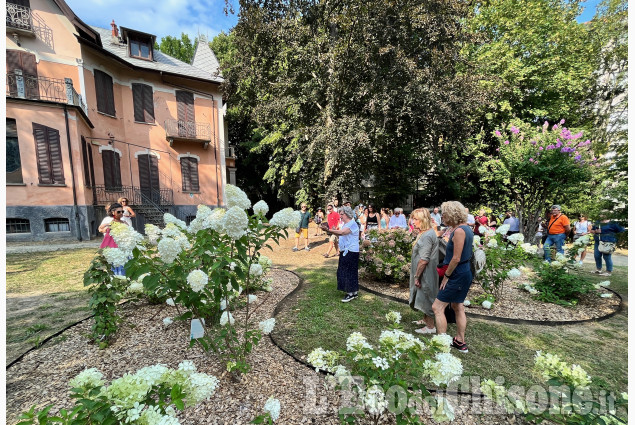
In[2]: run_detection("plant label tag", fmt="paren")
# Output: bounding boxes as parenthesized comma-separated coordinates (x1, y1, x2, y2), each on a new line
(190, 318, 205, 340)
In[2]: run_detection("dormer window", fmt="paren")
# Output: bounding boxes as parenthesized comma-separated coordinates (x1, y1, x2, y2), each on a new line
(120, 27, 156, 62)
(130, 38, 152, 60)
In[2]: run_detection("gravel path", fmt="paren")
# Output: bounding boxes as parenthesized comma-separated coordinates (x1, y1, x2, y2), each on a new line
(6, 240, 101, 254)
(6, 268, 522, 425)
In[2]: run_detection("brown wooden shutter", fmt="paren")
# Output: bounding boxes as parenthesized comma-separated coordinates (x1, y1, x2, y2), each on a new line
(102, 150, 114, 189)
(6, 50, 21, 73)
(189, 158, 199, 192)
(33, 123, 63, 185)
(132, 83, 144, 122)
(176, 90, 194, 122)
(81, 137, 91, 186)
(143, 84, 154, 122)
(95, 70, 115, 116)
(181, 158, 191, 192)
(33, 124, 51, 184)
(47, 127, 64, 184)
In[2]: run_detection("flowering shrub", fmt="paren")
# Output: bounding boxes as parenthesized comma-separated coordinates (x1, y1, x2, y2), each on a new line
(532, 236, 596, 305)
(481, 351, 627, 424)
(83, 255, 144, 347)
(307, 313, 462, 422)
(90, 185, 298, 374)
(252, 396, 281, 423)
(17, 362, 219, 425)
(359, 228, 414, 284)
(489, 120, 595, 237)
(472, 224, 532, 300)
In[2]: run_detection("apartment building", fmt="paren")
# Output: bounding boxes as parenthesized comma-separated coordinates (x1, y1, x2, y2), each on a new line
(6, 0, 236, 241)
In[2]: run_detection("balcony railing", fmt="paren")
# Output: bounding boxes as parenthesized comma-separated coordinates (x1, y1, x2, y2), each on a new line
(93, 185, 174, 206)
(165, 119, 212, 148)
(6, 3, 33, 32)
(6, 70, 87, 114)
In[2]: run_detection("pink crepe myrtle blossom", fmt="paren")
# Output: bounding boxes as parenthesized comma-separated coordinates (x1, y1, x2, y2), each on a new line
(504, 140, 510, 145)
(495, 130, 502, 137)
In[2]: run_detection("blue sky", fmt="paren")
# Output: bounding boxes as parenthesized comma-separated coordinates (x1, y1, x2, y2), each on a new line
(66, 0, 602, 42)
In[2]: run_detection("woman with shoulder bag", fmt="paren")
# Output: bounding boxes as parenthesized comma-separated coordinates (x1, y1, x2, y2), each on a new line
(590, 216, 625, 277)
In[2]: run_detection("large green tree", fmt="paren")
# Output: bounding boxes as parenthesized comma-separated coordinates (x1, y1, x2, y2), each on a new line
(221, 0, 488, 208)
(156, 33, 197, 63)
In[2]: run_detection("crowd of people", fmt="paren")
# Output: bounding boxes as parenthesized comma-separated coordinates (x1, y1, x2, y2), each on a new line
(303, 199, 625, 355)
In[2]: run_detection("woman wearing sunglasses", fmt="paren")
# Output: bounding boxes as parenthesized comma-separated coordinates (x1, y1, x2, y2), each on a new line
(117, 197, 136, 227)
(98, 202, 129, 275)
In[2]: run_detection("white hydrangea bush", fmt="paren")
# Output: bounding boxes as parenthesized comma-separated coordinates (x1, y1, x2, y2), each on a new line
(19, 363, 219, 424)
(307, 314, 462, 423)
(89, 185, 291, 374)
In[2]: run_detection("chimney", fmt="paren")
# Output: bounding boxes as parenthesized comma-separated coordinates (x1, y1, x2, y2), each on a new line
(111, 20, 119, 37)
(110, 19, 120, 44)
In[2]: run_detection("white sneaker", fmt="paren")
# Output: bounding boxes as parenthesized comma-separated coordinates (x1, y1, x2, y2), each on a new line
(599, 272, 612, 276)
(415, 327, 437, 335)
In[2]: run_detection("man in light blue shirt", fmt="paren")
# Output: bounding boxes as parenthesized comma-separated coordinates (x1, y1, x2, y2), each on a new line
(431, 207, 442, 226)
(389, 208, 408, 229)
(503, 211, 520, 235)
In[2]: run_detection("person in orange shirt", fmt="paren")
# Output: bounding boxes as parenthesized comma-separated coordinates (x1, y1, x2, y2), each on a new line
(543, 205, 571, 262)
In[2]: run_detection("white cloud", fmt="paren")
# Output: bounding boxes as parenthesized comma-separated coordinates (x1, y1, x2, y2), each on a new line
(66, 0, 236, 41)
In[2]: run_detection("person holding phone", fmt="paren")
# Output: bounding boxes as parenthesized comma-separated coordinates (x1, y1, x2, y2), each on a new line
(98, 202, 128, 276)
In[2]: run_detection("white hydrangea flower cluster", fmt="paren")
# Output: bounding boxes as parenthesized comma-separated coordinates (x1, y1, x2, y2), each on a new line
(269, 208, 300, 228)
(520, 243, 538, 254)
(480, 379, 527, 414)
(473, 235, 481, 247)
(202, 208, 226, 232)
(259, 318, 276, 334)
(157, 237, 183, 264)
(424, 352, 463, 386)
(483, 227, 496, 237)
(487, 239, 498, 248)
(259, 255, 273, 269)
(346, 332, 373, 352)
(103, 247, 129, 268)
(225, 184, 252, 210)
(166, 298, 176, 306)
(307, 347, 339, 372)
(96, 362, 218, 419)
(186, 270, 208, 293)
(253, 200, 269, 216)
(431, 396, 455, 422)
(385, 311, 401, 324)
(164, 213, 187, 230)
(507, 268, 522, 279)
(364, 385, 388, 416)
(145, 224, 162, 245)
(463, 300, 471, 306)
(496, 224, 510, 235)
(127, 280, 144, 294)
(69, 368, 105, 390)
(534, 351, 591, 388)
(263, 396, 281, 422)
(521, 284, 539, 295)
(371, 356, 389, 370)
(249, 263, 263, 277)
(222, 206, 249, 239)
(248, 294, 258, 303)
(573, 235, 591, 246)
(430, 334, 453, 353)
(220, 311, 235, 326)
(507, 233, 524, 245)
(379, 329, 425, 353)
(187, 206, 212, 234)
(600, 293, 613, 298)
(482, 300, 493, 309)
(110, 221, 144, 253)
(550, 261, 563, 269)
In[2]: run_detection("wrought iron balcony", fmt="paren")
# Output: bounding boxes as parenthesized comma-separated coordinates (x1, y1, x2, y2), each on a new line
(165, 119, 212, 149)
(6, 4, 55, 49)
(6, 70, 87, 114)
(6, 3, 33, 33)
(93, 185, 174, 206)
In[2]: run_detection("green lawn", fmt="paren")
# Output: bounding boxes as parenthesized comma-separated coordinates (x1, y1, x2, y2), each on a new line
(6, 248, 97, 364)
(274, 265, 628, 394)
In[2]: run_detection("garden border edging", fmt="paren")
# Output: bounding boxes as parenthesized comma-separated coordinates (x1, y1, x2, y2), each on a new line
(358, 284, 624, 326)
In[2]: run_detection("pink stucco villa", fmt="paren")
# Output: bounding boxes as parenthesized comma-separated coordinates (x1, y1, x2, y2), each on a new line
(6, 0, 236, 241)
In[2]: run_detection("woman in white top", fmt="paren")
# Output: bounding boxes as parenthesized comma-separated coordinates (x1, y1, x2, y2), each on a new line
(98, 202, 128, 276)
(321, 206, 360, 303)
(573, 214, 591, 265)
(117, 197, 136, 227)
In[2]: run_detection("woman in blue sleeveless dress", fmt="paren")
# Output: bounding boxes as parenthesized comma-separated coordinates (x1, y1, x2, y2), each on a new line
(432, 201, 474, 353)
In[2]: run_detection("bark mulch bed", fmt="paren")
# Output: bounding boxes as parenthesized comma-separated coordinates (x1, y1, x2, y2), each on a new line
(7, 268, 524, 425)
(360, 276, 620, 322)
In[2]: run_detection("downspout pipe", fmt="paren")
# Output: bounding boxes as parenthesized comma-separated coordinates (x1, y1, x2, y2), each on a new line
(64, 105, 83, 241)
